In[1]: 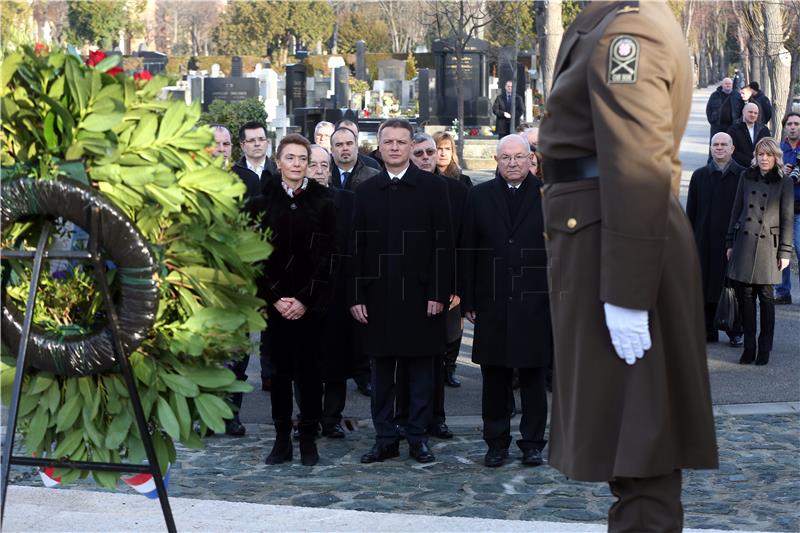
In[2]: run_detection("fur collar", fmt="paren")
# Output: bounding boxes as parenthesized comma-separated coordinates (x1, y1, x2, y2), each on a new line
(745, 165, 782, 184)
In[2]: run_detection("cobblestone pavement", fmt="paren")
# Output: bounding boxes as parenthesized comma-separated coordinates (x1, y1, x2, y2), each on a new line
(11, 413, 799, 532)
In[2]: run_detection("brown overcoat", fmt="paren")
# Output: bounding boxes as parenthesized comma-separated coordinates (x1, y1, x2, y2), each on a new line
(539, 1, 718, 482)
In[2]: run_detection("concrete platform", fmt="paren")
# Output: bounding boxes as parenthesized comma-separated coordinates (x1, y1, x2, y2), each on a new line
(2, 486, 788, 533)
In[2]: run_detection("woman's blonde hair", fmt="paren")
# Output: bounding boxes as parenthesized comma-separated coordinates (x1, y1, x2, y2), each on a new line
(432, 131, 461, 178)
(752, 137, 784, 176)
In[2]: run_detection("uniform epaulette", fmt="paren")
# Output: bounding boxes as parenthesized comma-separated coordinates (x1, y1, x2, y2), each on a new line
(617, 1, 639, 14)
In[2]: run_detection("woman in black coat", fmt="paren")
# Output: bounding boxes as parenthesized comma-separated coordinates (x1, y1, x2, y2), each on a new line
(433, 130, 472, 387)
(726, 137, 794, 365)
(248, 134, 337, 465)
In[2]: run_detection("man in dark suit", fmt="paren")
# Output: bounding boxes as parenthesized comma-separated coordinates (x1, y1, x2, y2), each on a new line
(335, 119, 383, 170)
(350, 118, 454, 464)
(329, 128, 381, 191)
(460, 134, 551, 468)
(308, 144, 356, 439)
(686, 132, 745, 345)
(727, 103, 771, 168)
(231, 121, 276, 198)
(492, 80, 524, 139)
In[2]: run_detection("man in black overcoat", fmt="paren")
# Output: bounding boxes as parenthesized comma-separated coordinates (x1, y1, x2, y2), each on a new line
(727, 103, 771, 168)
(460, 134, 551, 468)
(686, 132, 745, 345)
(350, 119, 454, 464)
(308, 144, 356, 438)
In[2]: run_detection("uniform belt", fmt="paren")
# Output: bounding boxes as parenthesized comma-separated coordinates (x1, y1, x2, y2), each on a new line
(543, 156, 599, 183)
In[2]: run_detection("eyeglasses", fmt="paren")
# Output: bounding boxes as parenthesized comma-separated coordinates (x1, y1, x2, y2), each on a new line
(243, 137, 267, 144)
(498, 155, 529, 165)
(412, 148, 437, 157)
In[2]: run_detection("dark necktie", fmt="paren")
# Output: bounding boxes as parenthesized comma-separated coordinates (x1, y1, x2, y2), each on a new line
(508, 186, 517, 196)
(391, 177, 400, 183)
(341, 171, 350, 187)
(507, 94, 512, 109)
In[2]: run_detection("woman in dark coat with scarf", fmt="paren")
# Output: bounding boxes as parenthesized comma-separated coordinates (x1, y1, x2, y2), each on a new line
(726, 137, 794, 365)
(248, 134, 337, 465)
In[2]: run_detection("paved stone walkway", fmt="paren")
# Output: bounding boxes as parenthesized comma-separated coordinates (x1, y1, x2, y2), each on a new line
(10, 412, 799, 532)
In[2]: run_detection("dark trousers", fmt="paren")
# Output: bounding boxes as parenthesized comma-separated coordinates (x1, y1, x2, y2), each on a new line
(443, 337, 460, 374)
(229, 354, 249, 420)
(372, 356, 433, 446)
(738, 283, 775, 354)
(321, 380, 346, 428)
(269, 329, 322, 438)
(608, 470, 683, 533)
(259, 329, 271, 380)
(481, 365, 547, 451)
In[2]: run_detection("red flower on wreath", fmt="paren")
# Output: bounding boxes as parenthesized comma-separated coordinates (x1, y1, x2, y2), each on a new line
(469, 128, 479, 136)
(86, 50, 123, 76)
(133, 70, 153, 82)
(34, 42, 49, 57)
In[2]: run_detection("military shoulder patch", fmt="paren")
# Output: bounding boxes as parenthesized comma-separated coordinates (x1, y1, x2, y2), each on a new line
(608, 35, 639, 84)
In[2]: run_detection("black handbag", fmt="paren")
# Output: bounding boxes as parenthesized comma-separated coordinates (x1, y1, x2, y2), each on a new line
(714, 280, 738, 332)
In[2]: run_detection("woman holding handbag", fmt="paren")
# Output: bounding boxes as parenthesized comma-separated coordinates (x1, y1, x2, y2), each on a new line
(725, 137, 794, 365)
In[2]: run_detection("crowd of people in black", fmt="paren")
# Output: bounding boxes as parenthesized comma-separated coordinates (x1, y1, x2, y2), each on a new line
(209, 116, 551, 469)
(202, 78, 797, 472)
(694, 80, 798, 364)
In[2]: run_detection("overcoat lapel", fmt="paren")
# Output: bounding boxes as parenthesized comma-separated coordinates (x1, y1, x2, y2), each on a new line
(490, 177, 513, 232)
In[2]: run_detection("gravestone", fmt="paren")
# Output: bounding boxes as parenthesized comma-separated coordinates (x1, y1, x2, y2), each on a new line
(285, 63, 307, 115)
(202, 77, 259, 111)
(497, 47, 527, 97)
(417, 68, 431, 123)
(429, 37, 491, 126)
(134, 50, 168, 75)
(334, 66, 350, 108)
(231, 56, 243, 77)
(377, 59, 406, 82)
(190, 76, 202, 104)
(355, 40, 367, 80)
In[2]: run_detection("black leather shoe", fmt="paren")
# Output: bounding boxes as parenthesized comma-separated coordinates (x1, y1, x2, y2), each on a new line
(428, 422, 453, 439)
(357, 382, 372, 397)
(409, 442, 435, 463)
(225, 418, 246, 437)
(755, 352, 770, 366)
(265, 436, 292, 465)
(445, 370, 461, 388)
(360, 442, 400, 463)
(521, 449, 544, 467)
(484, 447, 509, 467)
(775, 294, 792, 305)
(729, 335, 744, 347)
(739, 349, 756, 364)
(322, 423, 346, 439)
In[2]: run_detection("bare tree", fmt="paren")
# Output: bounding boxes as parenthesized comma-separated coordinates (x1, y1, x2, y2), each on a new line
(377, 0, 426, 53)
(540, 0, 563, 100)
(425, 0, 497, 166)
(763, 0, 791, 134)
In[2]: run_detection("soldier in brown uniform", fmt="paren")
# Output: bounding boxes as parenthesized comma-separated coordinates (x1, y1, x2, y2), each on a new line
(538, 2, 719, 531)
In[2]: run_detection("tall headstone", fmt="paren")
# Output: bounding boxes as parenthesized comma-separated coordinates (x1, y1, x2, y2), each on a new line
(285, 63, 307, 115)
(355, 40, 367, 80)
(334, 66, 350, 108)
(429, 37, 491, 126)
(190, 76, 202, 104)
(231, 56, 243, 77)
(497, 47, 527, 97)
(417, 68, 431, 123)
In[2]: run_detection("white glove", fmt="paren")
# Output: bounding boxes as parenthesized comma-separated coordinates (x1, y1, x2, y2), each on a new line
(603, 303, 652, 365)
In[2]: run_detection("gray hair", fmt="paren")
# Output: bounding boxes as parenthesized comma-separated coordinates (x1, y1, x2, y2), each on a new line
(314, 121, 335, 135)
(496, 134, 531, 156)
(412, 132, 435, 146)
(309, 144, 330, 158)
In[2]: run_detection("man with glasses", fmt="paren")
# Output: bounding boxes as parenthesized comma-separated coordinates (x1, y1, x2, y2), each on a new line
(459, 134, 551, 468)
(233, 121, 276, 199)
